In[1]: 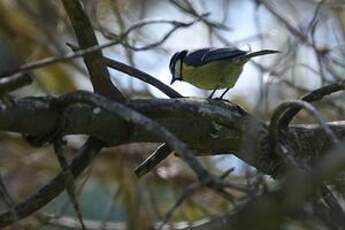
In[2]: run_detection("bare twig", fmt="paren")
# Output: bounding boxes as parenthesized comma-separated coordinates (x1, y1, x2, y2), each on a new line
(66, 42, 182, 98)
(0, 175, 22, 229)
(0, 40, 121, 79)
(61, 0, 124, 99)
(158, 182, 203, 230)
(169, 0, 229, 30)
(0, 74, 32, 95)
(270, 99, 339, 145)
(135, 143, 171, 177)
(159, 167, 242, 230)
(306, 0, 327, 35)
(102, 16, 206, 51)
(53, 138, 86, 230)
(0, 16, 203, 91)
(279, 80, 345, 128)
(258, 0, 308, 42)
(0, 138, 104, 228)
(105, 57, 183, 98)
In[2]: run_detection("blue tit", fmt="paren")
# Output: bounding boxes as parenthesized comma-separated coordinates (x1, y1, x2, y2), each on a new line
(169, 47, 279, 99)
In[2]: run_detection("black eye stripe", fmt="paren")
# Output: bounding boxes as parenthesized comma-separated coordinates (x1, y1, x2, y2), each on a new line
(169, 52, 179, 73)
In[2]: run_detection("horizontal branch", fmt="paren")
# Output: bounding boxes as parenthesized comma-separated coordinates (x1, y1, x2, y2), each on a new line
(0, 91, 344, 175)
(0, 91, 344, 228)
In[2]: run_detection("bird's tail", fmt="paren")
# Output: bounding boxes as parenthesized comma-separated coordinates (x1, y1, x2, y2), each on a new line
(245, 49, 280, 59)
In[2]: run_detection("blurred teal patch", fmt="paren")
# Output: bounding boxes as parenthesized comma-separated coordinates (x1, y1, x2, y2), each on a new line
(43, 180, 126, 222)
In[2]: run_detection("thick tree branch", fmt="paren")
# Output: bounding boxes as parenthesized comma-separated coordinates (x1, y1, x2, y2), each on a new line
(0, 92, 344, 174)
(0, 91, 250, 228)
(0, 90, 344, 227)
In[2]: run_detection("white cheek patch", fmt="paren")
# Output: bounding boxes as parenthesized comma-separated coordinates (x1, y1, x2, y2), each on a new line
(174, 59, 182, 78)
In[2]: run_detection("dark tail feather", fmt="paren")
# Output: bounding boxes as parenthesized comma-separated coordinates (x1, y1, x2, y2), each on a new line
(245, 49, 280, 59)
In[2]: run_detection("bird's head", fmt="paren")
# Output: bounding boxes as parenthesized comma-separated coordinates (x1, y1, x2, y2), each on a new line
(169, 50, 188, 84)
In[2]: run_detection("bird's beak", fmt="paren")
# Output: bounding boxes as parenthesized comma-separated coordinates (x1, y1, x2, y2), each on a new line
(170, 76, 177, 85)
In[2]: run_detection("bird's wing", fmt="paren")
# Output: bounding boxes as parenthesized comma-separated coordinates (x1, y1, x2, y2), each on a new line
(183, 47, 248, 67)
(201, 47, 248, 64)
(183, 48, 213, 67)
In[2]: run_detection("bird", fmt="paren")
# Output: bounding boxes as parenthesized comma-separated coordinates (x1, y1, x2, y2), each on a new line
(169, 47, 279, 99)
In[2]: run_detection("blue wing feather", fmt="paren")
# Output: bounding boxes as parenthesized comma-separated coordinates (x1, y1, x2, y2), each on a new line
(183, 48, 212, 66)
(202, 48, 247, 63)
(183, 47, 247, 66)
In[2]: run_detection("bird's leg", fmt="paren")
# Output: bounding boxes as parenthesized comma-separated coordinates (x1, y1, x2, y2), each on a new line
(219, 88, 230, 99)
(208, 87, 218, 99)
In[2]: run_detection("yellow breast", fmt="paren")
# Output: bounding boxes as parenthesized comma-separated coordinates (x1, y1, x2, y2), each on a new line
(181, 60, 244, 90)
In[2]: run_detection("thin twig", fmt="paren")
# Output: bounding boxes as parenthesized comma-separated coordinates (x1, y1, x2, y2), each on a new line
(0, 175, 22, 229)
(258, 0, 308, 42)
(0, 74, 33, 95)
(53, 138, 86, 230)
(0, 16, 203, 82)
(279, 80, 345, 128)
(159, 182, 203, 230)
(103, 16, 206, 51)
(61, 0, 124, 99)
(135, 143, 171, 177)
(306, 0, 327, 34)
(105, 57, 183, 98)
(270, 99, 339, 145)
(159, 168, 242, 230)
(0, 137, 104, 228)
(0, 40, 121, 79)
